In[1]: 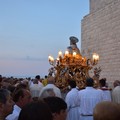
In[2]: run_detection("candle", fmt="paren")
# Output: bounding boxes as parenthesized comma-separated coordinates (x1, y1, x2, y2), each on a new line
(58, 51, 62, 58)
(48, 56, 54, 62)
(73, 52, 76, 57)
(51, 57, 54, 62)
(92, 53, 99, 64)
(65, 51, 69, 56)
(48, 56, 52, 61)
(96, 54, 99, 61)
(56, 58, 60, 65)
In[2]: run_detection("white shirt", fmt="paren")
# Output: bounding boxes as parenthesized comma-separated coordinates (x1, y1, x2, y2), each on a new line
(78, 87, 104, 120)
(29, 82, 43, 98)
(112, 86, 120, 104)
(99, 87, 111, 101)
(65, 88, 80, 120)
(6, 105, 21, 120)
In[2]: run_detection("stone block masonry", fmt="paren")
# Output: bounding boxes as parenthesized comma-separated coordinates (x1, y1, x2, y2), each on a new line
(81, 0, 120, 86)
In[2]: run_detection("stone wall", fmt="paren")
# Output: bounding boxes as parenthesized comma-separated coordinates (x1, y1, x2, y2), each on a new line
(90, 0, 114, 13)
(81, 0, 120, 86)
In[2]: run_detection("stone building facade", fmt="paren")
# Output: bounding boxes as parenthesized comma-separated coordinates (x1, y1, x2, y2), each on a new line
(81, 0, 120, 85)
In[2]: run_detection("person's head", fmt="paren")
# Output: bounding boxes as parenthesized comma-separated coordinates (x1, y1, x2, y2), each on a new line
(18, 100, 53, 120)
(93, 101, 120, 120)
(48, 76, 55, 84)
(0, 75, 2, 83)
(99, 78, 106, 87)
(0, 88, 14, 118)
(69, 36, 78, 45)
(15, 83, 28, 90)
(44, 96, 67, 120)
(21, 79, 29, 87)
(13, 88, 32, 108)
(86, 77, 94, 87)
(7, 85, 16, 96)
(45, 75, 48, 79)
(35, 75, 40, 80)
(113, 80, 120, 87)
(39, 88, 55, 99)
(68, 80, 76, 89)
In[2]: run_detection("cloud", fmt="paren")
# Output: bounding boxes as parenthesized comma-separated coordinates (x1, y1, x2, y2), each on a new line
(0, 56, 48, 61)
(24, 56, 47, 61)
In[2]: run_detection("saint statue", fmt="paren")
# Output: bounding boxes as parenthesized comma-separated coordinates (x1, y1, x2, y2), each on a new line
(67, 36, 80, 54)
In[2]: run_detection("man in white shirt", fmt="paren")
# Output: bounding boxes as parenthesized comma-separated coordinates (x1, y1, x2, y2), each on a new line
(78, 78, 104, 120)
(99, 78, 111, 101)
(29, 75, 43, 101)
(6, 88, 32, 120)
(65, 80, 80, 120)
(112, 80, 120, 104)
(39, 76, 62, 98)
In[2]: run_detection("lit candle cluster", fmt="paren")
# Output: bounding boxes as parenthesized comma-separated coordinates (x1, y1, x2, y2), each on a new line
(49, 51, 99, 67)
(49, 51, 71, 64)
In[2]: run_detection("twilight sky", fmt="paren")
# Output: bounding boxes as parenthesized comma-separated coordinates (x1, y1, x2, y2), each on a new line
(0, 0, 89, 78)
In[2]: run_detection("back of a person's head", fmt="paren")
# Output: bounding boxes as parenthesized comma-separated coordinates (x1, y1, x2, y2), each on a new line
(16, 83, 28, 90)
(113, 80, 120, 87)
(39, 88, 55, 99)
(86, 78, 94, 87)
(99, 78, 106, 87)
(0, 75, 2, 82)
(44, 96, 67, 114)
(48, 76, 55, 84)
(0, 88, 10, 104)
(33, 79, 38, 84)
(18, 100, 53, 120)
(0, 90, 6, 104)
(35, 75, 40, 80)
(68, 80, 76, 88)
(12, 88, 25, 102)
(0, 88, 10, 96)
(45, 75, 48, 79)
(7, 85, 16, 94)
(93, 101, 120, 120)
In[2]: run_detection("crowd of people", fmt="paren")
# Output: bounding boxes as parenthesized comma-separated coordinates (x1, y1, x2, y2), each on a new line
(0, 74, 120, 120)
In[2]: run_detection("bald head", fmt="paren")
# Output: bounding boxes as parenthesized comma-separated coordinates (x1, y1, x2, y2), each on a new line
(48, 76, 55, 84)
(93, 101, 120, 120)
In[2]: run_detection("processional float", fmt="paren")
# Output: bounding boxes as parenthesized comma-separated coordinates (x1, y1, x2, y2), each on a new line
(48, 36, 101, 90)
